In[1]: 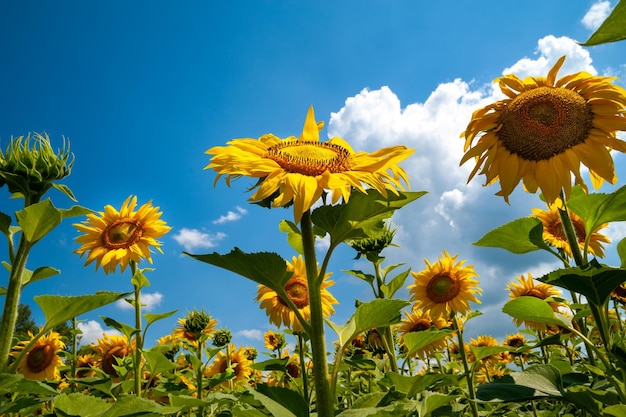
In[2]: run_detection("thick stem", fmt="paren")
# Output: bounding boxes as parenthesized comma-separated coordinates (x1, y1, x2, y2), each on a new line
(300, 210, 334, 416)
(297, 334, 310, 406)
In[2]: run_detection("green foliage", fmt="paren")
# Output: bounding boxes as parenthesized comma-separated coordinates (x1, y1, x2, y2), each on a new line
(582, 0, 626, 45)
(502, 296, 572, 329)
(473, 217, 551, 254)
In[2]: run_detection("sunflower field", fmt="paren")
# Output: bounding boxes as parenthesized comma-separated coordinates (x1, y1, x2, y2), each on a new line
(2, 6, 626, 417)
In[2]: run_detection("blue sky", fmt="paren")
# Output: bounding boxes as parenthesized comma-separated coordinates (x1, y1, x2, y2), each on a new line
(2, 1, 626, 353)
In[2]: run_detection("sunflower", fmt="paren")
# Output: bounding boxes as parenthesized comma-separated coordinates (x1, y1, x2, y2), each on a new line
(205, 344, 253, 387)
(408, 251, 482, 318)
(532, 205, 609, 259)
(398, 309, 451, 359)
(74, 354, 98, 378)
(90, 334, 135, 377)
(507, 273, 566, 330)
(461, 55, 626, 204)
(612, 283, 626, 305)
(263, 330, 286, 352)
(11, 331, 65, 381)
(74, 196, 171, 274)
(205, 106, 414, 222)
(172, 309, 218, 349)
(256, 255, 338, 332)
(470, 335, 500, 363)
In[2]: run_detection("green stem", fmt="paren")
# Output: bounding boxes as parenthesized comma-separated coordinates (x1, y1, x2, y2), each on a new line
(301, 210, 334, 416)
(297, 334, 310, 406)
(196, 344, 204, 402)
(372, 259, 398, 373)
(453, 314, 479, 417)
(132, 262, 143, 397)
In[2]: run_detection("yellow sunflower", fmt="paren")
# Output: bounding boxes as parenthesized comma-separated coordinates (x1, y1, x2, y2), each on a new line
(256, 255, 338, 332)
(398, 309, 452, 359)
(205, 106, 414, 222)
(470, 334, 500, 363)
(263, 330, 286, 352)
(74, 196, 171, 274)
(408, 251, 482, 317)
(461, 55, 626, 204)
(532, 205, 609, 259)
(205, 344, 253, 387)
(90, 334, 135, 377)
(11, 331, 65, 381)
(172, 309, 218, 349)
(507, 273, 566, 330)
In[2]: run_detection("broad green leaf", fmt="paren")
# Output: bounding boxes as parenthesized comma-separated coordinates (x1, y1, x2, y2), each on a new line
(0, 211, 11, 236)
(343, 269, 375, 285)
(21, 266, 60, 288)
(582, 0, 626, 45)
(98, 393, 182, 417)
(603, 404, 626, 417)
(311, 190, 426, 247)
(102, 316, 138, 340)
(68, 376, 113, 397)
(144, 310, 178, 331)
(53, 393, 110, 417)
(402, 328, 454, 359)
(354, 298, 409, 335)
(616, 237, 626, 268)
(279, 220, 303, 254)
(470, 345, 510, 362)
(476, 364, 563, 401)
(249, 358, 289, 372)
(246, 388, 297, 417)
(255, 384, 309, 417)
(143, 347, 179, 375)
(16, 198, 62, 243)
(540, 259, 626, 306)
(185, 248, 292, 292)
(34, 292, 129, 332)
(562, 385, 620, 415)
(502, 297, 572, 329)
(381, 268, 410, 298)
(59, 204, 93, 219)
(131, 268, 151, 288)
(380, 372, 452, 398)
(567, 185, 626, 237)
(473, 217, 550, 254)
(326, 317, 357, 347)
(51, 183, 77, 202)
(0, 373, 58, 396)
(416, 391, 456, 417)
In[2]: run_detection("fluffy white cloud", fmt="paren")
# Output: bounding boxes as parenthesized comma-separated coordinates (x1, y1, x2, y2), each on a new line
(236, 329, 263, 340)
(77, 320, 121, 346)
(116, 291, 164, 312)
(213, 206, 248, 224)
(582, 1, 612, 30)
(173, 228, 226, 251)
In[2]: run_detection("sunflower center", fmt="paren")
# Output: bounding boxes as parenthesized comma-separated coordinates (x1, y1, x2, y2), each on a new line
(498, 86, 593, 161)
(26, 344, 54, 373)
(426, 274, 461, 303)
(265, 140, 352, 176)
(103, 219, 143, 249)
(410, 319, 432, 332)
(282, 277, 309, 308)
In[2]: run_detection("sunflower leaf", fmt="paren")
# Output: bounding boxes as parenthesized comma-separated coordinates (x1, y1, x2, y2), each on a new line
(279, 220, 303, 254)
(582, 0, 626, 46)
(617, 237, 626, 268)
(0, 211, 11, 236)
(15, 198, 62, 243)
(402, 328, 454, 359)
(185, 248, 292, 292)
(21, 265, 60, 288)
(539, 259, 626, 306)
(244, 388, 298, 417)
(474, 217, 550, 254)
(566, 185, 626, 238)
(381, 268, 410, 299)
(476, 364, 564, 401)
(53, 393, 110, 417)
(502, 296, 572, 328)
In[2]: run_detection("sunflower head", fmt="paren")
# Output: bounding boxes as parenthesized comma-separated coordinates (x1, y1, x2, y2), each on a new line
(350, 225, 397, 261)
(11, 331, 65, 381)
(73, 196, 171, 274)
(408, 250, 482, 317)
(90, 334, 135, 377)
(461, 55, 626, 204)
(212, 329, 233, 347)
(205, 344, 253, 387)
(263, 330, 286, 352)
(173, 309, 218, 348)
(398, 309, 451, 359)
(507, 273, 566, 330)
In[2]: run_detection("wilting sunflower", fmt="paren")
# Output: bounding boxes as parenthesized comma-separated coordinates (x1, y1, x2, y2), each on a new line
(461, 55, 626, 204)
(398, 309, 451, 359)
(408, 251, 482, 318)
(256, 255, 338, 332)
(532, 204, 609, 259)
(11, 331, 65, 381)
(74, 196, 171, 274)
(90, 334, 135, 377)
(507, 273, 566, 330)
(205, 106, 414, 222)
(205, 344, 253, 386)
(172, 309, 218, 349)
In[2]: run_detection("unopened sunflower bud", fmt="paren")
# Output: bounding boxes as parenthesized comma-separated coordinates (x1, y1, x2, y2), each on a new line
(350, 227, 396, 260)
(212, 329, 232, 347)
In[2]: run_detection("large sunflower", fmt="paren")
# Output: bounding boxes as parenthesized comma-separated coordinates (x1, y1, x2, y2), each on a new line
(398, 309, 451, 359)
(256, 255, 338, 332)
(205, 344, 253, 387)
(90, 334, 135, 377)
(74, 196, 171, 274)
(408, 251, 482, 317)
(205, 106, 414, 222)
(11, 331, 65, 381)
(507, 273, 566, 331)
(461, 55, 626, 204)
(532, 205, 609, 259)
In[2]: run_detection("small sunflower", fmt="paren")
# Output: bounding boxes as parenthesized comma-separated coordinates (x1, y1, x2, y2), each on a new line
(256, 255, 338, 332)
(74, 354, 98, 378)
(461, 55, 626, 204)
(172, 309, 218, 349)
(74, 196, 171, 274)
(532, 205, 609, 259)
(470, 335, 500, 363)
(263, 330, 286, 352)
(206, 106, 414, 222)
(90, 334, 135, 377)
(205, 344, 253, 386)
(11, 331, 65, 381)
(507, 273, 566, 330)
(398, 309, 451, 359)
(408, 251, 482, 317)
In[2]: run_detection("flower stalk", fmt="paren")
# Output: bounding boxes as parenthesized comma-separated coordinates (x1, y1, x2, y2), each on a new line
(453, 314, 479, 417)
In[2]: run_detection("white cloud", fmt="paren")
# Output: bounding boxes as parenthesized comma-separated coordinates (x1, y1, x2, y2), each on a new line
(77, 320, 122, 346)
(115, 291, 164, 312)
(213, 206, 248, 224)
(435, 189, 466, 228)
(173, 228, 226, 251)
(236, 329, 263, 340)
(582, 1, 612, 30)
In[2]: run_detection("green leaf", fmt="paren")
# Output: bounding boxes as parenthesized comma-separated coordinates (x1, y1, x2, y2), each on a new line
(131, 268, 151, 288)
(470, 345, 511, 362)
(249, 358, 289, 372)
(354, 298, 409, 335)
(0, 373, 58, 396)
(502, 297, 572, 329)
(540, 259, 626, 306)
(21, 266, 60, 288)
(381, 268, 410, 299)
(185, 248, 292, 293)
(0, 211, 11, 236)
(603, 404, 626, 417)
(51, 183, 77, 202)
(254, 384, 309, 417)
(16, 198, 62, 243)
(474, 217, 550, 254)
(98, 393, 182, 417)
(279, 220, 303, 254)
(245, 388, 297, 417)
(476, 364, 564, 401)
(416, 391, 456, 417)
(143, 347, 179, 375)
(102, 316, 138, 341)
(567, 185, 626, 237)
(312, 190, 426, 247)
(402, 328, 454, 359)
(53, 393, 110, 417)
(34, 292, 130, 332)
(380, 372, 452, 398)
(343, 269, 375, 285)
(582, 0, 626, 45)
(618, 238, 626, 268)
(144, 310, 178, 332)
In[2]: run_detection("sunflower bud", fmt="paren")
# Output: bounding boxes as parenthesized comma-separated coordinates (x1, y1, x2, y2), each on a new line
(350, 226, 396, 261)
(183, 309, 216, 341)
(244, 346, 258, 361)
(211, 329, 232, 347)
(0, 133, 74, 202)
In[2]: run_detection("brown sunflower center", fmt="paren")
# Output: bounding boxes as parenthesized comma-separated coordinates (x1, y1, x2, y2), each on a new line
(26, 344, 55, 373)
(281, 277, 309, 308)
(506, 336, 525, 348)
(103, 219, 143, 249)
(265, 140, 352, 176)
(426, 274, 461, 303)
(498, 86, 593, 161)
(410, 318, 432, 332)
